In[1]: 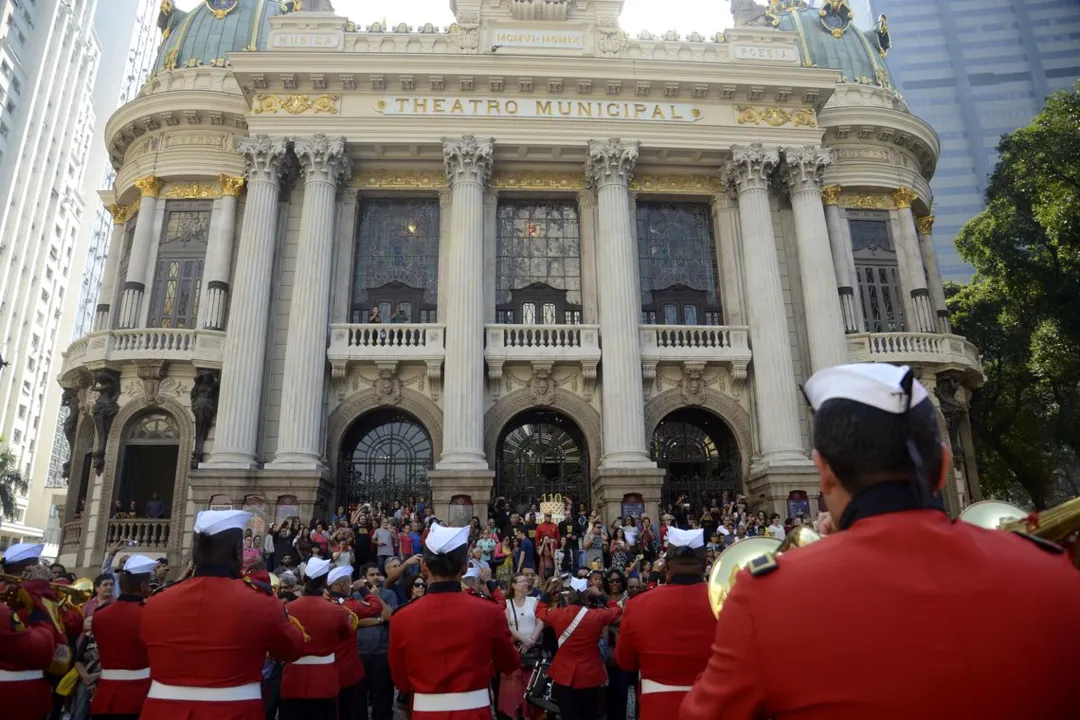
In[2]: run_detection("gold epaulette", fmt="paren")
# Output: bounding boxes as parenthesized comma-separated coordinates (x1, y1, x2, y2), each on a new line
(747, 553, 779, 577)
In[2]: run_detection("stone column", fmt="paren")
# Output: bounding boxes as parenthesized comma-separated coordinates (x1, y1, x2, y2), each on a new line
(436, 135, 494, 469)
(483, 189, 498, 324)
(331, 189, 360, 323)
(577, 190, 599, 324)
(270, 134, 351, 470)
(711, 193, 745, 326)
(783, 146, 848, 371)
(204, 136, 289, 469)
(821, 185, 863, 332)
(916, 215, 950, 333)
(892, 187, 935, 333)
(586, 138, 653, 468)
(116, 176, 163, 329)
(722, 144, 805, 464)
(94, 203, 135, 331)
(200, 174, 244, 331)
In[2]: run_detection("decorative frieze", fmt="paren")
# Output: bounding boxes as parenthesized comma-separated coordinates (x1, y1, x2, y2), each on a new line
(251, 93, 340, 115)
(349, 171, 447, 190)
(490, 172, 583, 191)
(629, 175, 725, 194)
(735, 105, 817, 128)
(164, 182, 221, 199)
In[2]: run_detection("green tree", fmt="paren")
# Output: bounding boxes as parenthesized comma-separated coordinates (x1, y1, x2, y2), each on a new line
(0, 438, 29, 521)
(949, 83, 1080, 509)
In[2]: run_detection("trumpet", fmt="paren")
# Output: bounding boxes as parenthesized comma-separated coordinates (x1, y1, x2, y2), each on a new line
(0, 572, 94, 608)
(707, 526, 822, 617)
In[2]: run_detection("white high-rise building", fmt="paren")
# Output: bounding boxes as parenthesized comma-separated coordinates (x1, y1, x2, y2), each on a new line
(0, 0, 153, 553)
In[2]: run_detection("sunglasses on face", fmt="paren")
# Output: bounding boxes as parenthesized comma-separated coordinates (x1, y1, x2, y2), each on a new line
(413, 582, 426, 588)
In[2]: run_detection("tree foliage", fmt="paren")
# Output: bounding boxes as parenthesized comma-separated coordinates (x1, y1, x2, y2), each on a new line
(949, 84, 1080, 509)
(0, 438, 29, 521)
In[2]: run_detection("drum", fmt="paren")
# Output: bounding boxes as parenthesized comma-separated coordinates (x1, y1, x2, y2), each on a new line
(525, 660, 559, 713)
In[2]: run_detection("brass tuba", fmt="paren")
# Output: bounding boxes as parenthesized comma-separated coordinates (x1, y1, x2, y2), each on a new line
(707, 526, 823, 617)
(960, 496, 1080, 567)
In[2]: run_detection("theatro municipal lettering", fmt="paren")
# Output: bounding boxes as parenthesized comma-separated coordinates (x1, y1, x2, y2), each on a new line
(375, 97, 703, 123)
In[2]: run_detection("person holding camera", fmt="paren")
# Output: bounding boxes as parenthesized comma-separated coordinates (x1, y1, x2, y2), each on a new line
(497, 573, 545, 718)
(535, 575, 622, 720)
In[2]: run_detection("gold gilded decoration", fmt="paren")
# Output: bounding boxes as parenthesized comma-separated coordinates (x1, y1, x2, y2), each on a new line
(135, 176, 165, 198)
(735, 105, 817, 128)
(164, 182, 221, 199)
(490, 173, 584, 191)
(839, 192, 893, 210)
(251, 94, 340, 115)
(916, 215, 935, 236)
(107, 203, 137, 224)
(892, 186, 917, 209)
(218, 174, 245, 196)
(349, 171, 447, 190)
(821, 185, 842, 205)
(203, 0, 239, 21)
(630, 175, 724, 194)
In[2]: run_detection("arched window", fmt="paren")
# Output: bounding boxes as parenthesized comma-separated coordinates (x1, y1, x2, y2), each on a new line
(127, 413, 180, 442)
(651, 408, 741, 516)
(114, 412, 181, 520)
(495, 410, 588, 513)
(148, 201, 211, 328)
(339, 410, 433, 507)
(637, 202, 722, 325)
(496, 201, 582, 324)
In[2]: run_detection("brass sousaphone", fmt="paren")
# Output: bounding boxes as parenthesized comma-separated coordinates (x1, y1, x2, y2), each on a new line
(960, 496, 1080, 567)
(707, 526, 823, 617)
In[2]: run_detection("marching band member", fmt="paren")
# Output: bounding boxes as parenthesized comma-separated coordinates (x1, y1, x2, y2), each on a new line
(536, 575, 622, 720)
(326, 565, 382, 720)
(0, 543, 65, 720)
(389, 522, 519, 719)
(279, 556, 353, 720)
(90, 554, 155, 720)
(615, 528, 713, 720)
(462, 565, 506, 604)
(140, 510, 305, 720)
(680, 363, 1080, 720)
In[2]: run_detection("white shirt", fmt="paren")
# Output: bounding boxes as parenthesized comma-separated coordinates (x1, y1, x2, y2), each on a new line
(506, 595, 540, 638)
(768, 523, 786, 541)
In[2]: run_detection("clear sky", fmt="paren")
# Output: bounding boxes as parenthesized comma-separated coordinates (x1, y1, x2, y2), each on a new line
(174, 0, 735, 36)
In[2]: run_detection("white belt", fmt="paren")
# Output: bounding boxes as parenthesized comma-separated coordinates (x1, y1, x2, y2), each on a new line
(0, 669, 44, 682)
(413, 688, 491, 712)
(100, 668, 151, 681)
(641, 679, 693, 695)
(291, 654, 335, 666)
(147, 680, 262, 702)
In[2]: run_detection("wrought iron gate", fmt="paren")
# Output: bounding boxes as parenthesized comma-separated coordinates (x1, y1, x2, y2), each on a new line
(495, 411, 589, 514)
(651, 409, 741, 515)
(339, 411, 432, 508)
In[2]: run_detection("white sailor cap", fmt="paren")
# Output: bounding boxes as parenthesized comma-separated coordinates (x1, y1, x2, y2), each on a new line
(804, 363, 928, 415)
(193, 509, 253, 536)
(568, 577, 588, 592)
(666, 527, 705, 550)
(3, 543, 44, 565)
(305, 557, 331, 580)
(462, 566, 481, 579)
(424, 522, 470, 554)
(123, 554, 158, 575)
(327, 566, 353, 585)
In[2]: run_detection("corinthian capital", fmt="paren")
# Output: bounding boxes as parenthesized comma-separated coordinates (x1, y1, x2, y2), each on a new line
(238, 135, 290, 185)
(585, 138, 639, 189)
(294, 134, 351, 187)
(721, 143, 780, 193)
(442, 135, 495, 186)
(782, 145, 833, 193)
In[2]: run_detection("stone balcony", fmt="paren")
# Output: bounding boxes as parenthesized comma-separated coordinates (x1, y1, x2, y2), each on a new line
(847, 332, 983, 381)
(327, 322, 446, 389)
(639, 325, 753, 395)
(485, 324, 601, 400)
(104, 518, 172, 552)
(59, 328, 226, 380)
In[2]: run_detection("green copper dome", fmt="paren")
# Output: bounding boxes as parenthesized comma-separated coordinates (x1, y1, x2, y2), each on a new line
(154, 0, 283, 72)
(773, 0, 893, 88)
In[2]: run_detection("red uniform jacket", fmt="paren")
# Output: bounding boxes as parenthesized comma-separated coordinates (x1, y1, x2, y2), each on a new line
(91, 595, 151, 716)
(333, 592, 383, 689)
(536, 522, 560, 549)
(0, 600, 57, 720)
(536, 596, 622, 689)
(615, 579, 713, 720)
(680, 507, 1080, 720)
(389, 581, 519, 720)
(140, 572, 306, 720)
(281, 593, 354, 699)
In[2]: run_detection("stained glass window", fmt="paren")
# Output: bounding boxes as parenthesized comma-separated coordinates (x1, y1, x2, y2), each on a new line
(127, 412, 180, 442)
(636, 202, 722, 325)
(352, 200, 440, 322)
(848, 211, 906, 332)
(496, 201, 582, 324)
(149, 202, 210, 329)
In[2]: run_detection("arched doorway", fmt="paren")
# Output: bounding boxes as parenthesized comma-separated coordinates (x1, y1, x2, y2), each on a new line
(339, 409, 433, 510)
(115, 412, 180, 519)
(651, 407, 741, 518)
(495, 409, 589, 515)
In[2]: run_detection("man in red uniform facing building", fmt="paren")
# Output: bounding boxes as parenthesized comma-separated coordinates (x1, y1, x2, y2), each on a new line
(390, 522, 519, 719)
(616, 527, 713, 720)
(680, 363, 1080, 720)
(90, 554, 156, 720)
(279, 556, 354, 719)
(140, 509, 306, 720)
(327, 565, 382, 720)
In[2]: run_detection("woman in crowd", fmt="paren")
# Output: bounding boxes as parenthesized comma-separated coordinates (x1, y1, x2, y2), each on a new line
(499, 573, 545, 719)
(512, 536, 528, 576)
(583, 518, 605, 570)
(295, 527, 314, 562)
(263, 524, 277, 568)
(609, 527, 630, 575)
(604, 570, 631, 720)
(556, 536, 572, 575)
(496, 535, 513, 585)
(538, 535, 556, 581)
(637, 516, 657, 562)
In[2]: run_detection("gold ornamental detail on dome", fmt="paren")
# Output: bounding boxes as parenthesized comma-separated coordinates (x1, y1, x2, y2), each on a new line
(491, 172, 584, 191)
(135, 176, 165, 198)
(892, 186, 917, 209)
(251, 94, 340, 115)
(204, 0, 239, 21)
(349, 171, 447, 190)
(916, 215, 935, 236)
(164, 182, 222, 199)
(838, 192, 894, 210)
(735, 105, 817, 128)
(219, 174, 245, 196)
(630, 175, 725, 195)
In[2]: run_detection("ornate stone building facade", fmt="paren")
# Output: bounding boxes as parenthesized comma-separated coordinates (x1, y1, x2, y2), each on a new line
(55, 0, 983, 568)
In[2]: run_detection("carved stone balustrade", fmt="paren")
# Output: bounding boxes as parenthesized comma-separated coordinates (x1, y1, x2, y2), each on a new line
(639, 325, 752, 396)
(105, 518, 172, 551)
(59, 329, 226, 380)
(484, 324, 601, 401)
(60, 520, 83, 556)
(847, 332, 983, 381)
(327, 322, 445, 388)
